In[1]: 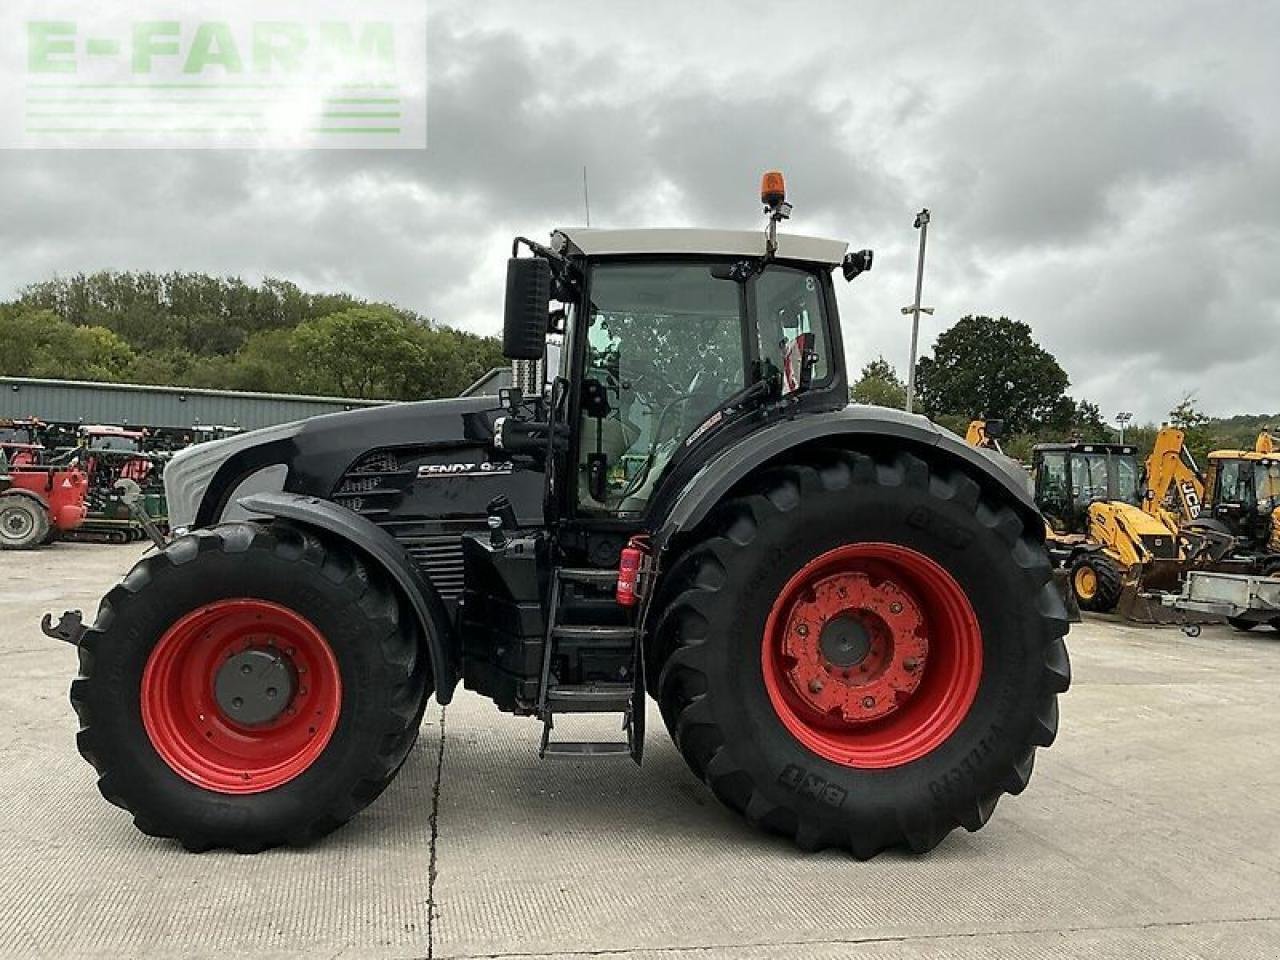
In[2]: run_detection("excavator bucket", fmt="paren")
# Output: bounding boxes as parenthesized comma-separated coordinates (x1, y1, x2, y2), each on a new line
(1115, 559, 1209, 625)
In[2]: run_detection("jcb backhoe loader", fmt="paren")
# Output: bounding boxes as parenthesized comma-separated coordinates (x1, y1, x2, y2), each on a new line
(1031, 442, 1183, 618)
(1144, 427, 1280, 578)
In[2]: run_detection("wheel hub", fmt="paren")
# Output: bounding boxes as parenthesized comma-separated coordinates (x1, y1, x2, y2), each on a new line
(141, 599, 342, 795)
(214, 648, 296, 726)
(779, 571, 928, 724)
(2, 507, 33, 539)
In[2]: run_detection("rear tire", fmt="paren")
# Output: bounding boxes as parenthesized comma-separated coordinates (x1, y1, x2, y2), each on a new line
(70, 522, 431, 852)
(652, 447, 1070, 857)
(1227, 617, 1257, 633)
(1070, 553, 1124, 612)
(0, 495, 50, 550)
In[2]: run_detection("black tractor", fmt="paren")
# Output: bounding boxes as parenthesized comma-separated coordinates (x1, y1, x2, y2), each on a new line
(52, 175, 1069, 857)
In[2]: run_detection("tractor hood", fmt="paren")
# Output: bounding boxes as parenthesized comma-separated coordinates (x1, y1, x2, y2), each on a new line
(166, 395, 505, 530)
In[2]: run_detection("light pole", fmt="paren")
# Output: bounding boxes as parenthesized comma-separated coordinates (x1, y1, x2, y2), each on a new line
(1115, 411, 1133, 444)
(903, 208, 932, 414)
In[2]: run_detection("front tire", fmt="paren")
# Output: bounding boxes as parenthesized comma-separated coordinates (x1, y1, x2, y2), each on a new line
(70, 522, 430, 852)
(652, 448, 1070, 857)
(1070, 553, 1124, 613)
(0, 494, 50, 550)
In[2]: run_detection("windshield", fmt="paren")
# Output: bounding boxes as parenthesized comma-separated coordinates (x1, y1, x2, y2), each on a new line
(576, 260, 830, 516)
(1069, 451, 1141, 508)
(0, 428, 35, 445)
(1257, 462, 1280, 502)
(1229, 460, 1280, 504)
(88, 436, 141, 452)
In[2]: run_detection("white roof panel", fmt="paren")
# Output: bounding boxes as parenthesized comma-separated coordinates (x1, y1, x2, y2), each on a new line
(553, 228, 849, 266)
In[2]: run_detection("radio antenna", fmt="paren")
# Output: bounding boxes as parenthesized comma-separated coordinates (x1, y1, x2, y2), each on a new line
(583, 166, 592, 227)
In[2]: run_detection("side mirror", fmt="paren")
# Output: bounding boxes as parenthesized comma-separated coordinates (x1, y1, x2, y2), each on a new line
(985, 419, 1006, 440)
(503, 258, 551, 360)
(842, 249, 874, 282)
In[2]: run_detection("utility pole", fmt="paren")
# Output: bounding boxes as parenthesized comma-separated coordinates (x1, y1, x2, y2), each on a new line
(902, 208, 932, 414)
(1115, 411, 1133, 444)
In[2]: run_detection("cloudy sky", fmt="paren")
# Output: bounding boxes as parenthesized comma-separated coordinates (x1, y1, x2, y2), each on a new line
(2, 0, 1277, 422)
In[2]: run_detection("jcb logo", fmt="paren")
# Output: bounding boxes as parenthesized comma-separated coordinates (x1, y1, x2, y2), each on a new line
(1181, 482, 1202, 519)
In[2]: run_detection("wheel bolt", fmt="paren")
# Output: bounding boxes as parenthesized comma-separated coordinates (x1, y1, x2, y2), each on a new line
(231, 697, 243, 709)
(890, 602, 903, 614)
(903, 657, 918, 672)
(796, 624, 809, 637)
(862, 696, 875, 709)
(240, 663, 252, 675)
(808, 678, 824, 694)
(266, 687, 278, 699)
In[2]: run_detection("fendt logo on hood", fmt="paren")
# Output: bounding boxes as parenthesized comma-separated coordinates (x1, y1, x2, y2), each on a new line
(417, 461, 514, 480)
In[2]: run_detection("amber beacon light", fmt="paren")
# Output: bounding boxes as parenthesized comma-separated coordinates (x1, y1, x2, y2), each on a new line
(760, 170, 787, 208)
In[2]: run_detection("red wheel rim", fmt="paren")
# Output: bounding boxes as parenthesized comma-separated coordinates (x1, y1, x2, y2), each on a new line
(141, 599, 342, 794)
(762, 543, 982, 769)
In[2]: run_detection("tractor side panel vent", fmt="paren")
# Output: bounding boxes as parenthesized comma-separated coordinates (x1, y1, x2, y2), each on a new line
(401, 536, 466, 602)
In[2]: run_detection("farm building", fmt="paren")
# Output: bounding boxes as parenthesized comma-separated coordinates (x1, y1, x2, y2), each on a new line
(0, 377, 392, 433)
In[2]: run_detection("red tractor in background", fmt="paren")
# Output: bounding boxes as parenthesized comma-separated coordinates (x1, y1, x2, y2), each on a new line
(0, 444, 89, 549)
(0, 417, 49, 468)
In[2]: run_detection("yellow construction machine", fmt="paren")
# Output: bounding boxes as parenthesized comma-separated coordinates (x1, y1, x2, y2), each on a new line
(1149, 428, 1280, 577)
(964, 418, 1004, 453)
(1031, 441, 1184, 615)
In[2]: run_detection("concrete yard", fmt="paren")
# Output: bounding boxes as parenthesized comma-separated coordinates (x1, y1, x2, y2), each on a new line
(1, 542, 1278, 960)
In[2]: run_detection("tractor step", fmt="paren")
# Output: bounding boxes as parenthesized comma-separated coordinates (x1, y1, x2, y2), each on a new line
(551, 624, 634, 642)
(557, 567, 619, 587)
(542, 740, 632, 758)
(545, 683, 633, 712)
(536, 566, 645, 764)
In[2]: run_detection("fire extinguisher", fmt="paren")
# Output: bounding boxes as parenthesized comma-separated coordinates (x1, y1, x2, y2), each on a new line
(615, 535, 650, 607)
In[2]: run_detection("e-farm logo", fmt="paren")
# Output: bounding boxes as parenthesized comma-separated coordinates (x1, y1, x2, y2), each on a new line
(1, 1, 426, 149)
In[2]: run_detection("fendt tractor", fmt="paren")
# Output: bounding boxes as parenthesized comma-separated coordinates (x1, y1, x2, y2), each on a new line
(46, 175, 1070, 858)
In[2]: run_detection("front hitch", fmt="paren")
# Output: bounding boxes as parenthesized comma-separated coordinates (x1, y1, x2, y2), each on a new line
(42, 610, 86, 646)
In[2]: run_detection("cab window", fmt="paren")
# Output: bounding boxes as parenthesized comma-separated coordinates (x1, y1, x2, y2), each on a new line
(755, 265, 830, 386)
(578, 262, 746, 516)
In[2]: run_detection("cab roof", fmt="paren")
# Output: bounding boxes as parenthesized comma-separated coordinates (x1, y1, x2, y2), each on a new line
(1034, 442, 1138, 456)
(552, 227, 849, 266)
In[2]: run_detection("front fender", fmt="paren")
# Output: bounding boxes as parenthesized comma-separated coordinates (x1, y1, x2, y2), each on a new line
(238, 492, 459, 704)
(3, 487, 49, 511)
(652, 405, 1041, 545)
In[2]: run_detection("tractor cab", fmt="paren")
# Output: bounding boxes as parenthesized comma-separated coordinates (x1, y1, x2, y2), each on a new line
(1204, 431, 1280, 556)
(0, 418, 47, 467)
(1032, 442, 1142, 536)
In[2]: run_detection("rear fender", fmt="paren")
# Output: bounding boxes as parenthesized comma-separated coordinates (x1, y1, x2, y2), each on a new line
(652, 406, 1043, 545)
(238, 492, 458, 704)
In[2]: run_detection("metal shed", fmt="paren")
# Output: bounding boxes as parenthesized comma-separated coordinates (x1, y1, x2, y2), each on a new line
(0, 377, 393, 432)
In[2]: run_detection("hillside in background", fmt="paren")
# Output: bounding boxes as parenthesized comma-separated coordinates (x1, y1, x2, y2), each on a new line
(0, 272, 505, 401)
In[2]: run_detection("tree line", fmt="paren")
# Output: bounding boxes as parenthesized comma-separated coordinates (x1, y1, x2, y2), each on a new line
(0, 272, 505, 400)
(850, 314, 1272, 464)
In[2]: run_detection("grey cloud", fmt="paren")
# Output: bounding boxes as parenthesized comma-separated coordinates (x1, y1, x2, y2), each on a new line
(1, 1, 1277, 423)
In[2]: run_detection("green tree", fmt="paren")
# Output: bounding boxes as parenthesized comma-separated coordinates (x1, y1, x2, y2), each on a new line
(914, 315, 1070, 433)
(289, 306, 422, 398)
(1169, 394, 1215, 464)
(1041, 397, 1109, 441)
(0, 308, 135, 381)
(850, 356, 907, 409)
